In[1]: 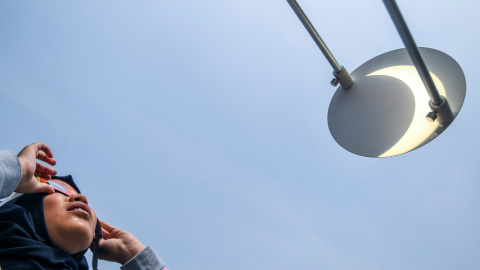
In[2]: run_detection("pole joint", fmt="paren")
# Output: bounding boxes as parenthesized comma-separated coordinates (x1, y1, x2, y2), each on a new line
(287, 0, 354, 89)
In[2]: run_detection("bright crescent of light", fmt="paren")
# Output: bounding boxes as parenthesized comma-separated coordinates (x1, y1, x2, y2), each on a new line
(367, 66, 447, 157)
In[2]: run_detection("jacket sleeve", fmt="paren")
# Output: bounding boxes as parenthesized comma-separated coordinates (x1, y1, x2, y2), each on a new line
(120, 246, 166, 270)
(0, 150, 22, 199)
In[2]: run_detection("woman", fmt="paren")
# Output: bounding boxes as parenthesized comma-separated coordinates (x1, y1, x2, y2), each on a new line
(0, 143, 166, 270)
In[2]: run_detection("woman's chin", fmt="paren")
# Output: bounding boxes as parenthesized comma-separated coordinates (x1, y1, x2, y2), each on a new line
(49, 225, 94, 254)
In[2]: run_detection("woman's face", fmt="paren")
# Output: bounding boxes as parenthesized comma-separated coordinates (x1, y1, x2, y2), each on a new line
(43, 180, 97, 254)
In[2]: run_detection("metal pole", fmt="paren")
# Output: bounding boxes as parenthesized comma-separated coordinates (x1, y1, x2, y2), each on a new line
(383, 0, 443, 105)
(383, 0, 454, 125)
(286, 0, 342, 72)
(286, 0, 353, 88)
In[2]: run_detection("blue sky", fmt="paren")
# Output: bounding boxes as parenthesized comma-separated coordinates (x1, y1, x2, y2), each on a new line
(1, 1, 480, 269)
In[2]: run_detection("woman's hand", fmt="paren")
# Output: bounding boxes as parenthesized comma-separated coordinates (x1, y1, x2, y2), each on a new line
(97, 220, 146, 265)
(16, 142, 56, 194)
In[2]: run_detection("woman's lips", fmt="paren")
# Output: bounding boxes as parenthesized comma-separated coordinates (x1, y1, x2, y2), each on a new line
(67, 202, 91, 217)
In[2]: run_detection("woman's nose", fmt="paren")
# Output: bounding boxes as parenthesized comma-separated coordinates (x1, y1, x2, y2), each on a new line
(68, 193, 89, 205)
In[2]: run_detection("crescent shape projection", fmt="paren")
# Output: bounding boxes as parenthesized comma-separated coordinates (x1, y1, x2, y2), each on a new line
(328, 48, 466, 157)
(367, 66, 446, 157)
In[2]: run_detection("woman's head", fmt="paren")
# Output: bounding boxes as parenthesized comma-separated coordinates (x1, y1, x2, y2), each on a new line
(43, 179, 98, 254)
(0, 175, 93, 269)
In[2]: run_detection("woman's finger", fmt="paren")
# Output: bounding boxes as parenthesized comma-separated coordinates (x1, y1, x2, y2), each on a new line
(35, 163, 57, 178)
(36, 150, 56, 166)
(100, 220, 117, 233)
(32, 183, 55, 194)
(35, 143, 54, 158)
(101, 227, 111, 239)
